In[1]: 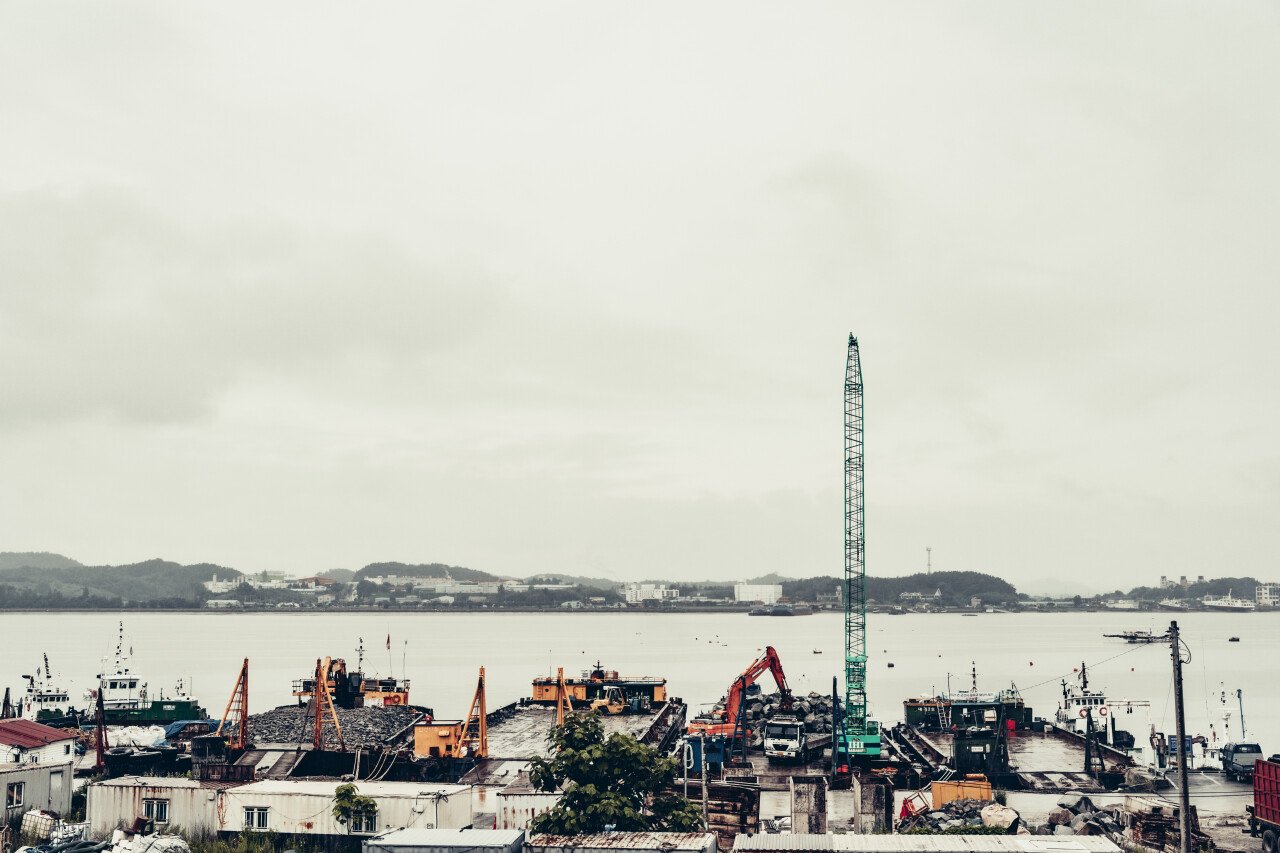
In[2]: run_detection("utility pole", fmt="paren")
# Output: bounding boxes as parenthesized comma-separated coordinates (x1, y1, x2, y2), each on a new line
(699, 733, 709, 830)
(1170, 621, 1191, 853)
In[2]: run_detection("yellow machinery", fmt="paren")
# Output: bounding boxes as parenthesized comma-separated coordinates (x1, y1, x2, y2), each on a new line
(589, 686, 626, 716)
(414, 667, 488, 760)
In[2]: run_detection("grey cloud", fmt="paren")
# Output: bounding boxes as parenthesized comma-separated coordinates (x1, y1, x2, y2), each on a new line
(0, 189, 499, 425)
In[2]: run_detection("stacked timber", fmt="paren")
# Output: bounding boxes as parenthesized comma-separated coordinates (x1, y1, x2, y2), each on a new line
(675, 779, 760, 849)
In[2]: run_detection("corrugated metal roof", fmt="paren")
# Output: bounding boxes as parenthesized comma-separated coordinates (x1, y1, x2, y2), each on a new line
(368, 829, 525, 847)
(731, 837, 1120, 853)
(0, 719, 78, 748)
(230, 780, 469, 797)
(528, 833, 716, 850)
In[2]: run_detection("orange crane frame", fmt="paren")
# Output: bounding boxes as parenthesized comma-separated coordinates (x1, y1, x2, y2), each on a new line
(553, 666, 574, 727)
(215, 658, 250, 750)
(462, 666, 488, 758)
(312, 657, 346, 751)
(687, 646, 793, 738)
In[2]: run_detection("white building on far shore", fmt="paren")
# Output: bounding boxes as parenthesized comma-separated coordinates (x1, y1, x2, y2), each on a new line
(734, 583, 782, 605)
(622, 583, 679, 604)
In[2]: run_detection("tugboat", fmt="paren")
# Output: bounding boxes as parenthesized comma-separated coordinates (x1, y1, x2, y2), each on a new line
(19, 654, 82, 727)
(89, 623, 208, 725)
(292, 640, 413, 709)
(531, 660, 666, 711)
(1054, 661, 1157, 766)
(903, 663, 1033, 731)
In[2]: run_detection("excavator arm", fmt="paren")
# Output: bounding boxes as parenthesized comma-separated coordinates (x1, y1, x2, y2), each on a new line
(721, 646, 793, 728)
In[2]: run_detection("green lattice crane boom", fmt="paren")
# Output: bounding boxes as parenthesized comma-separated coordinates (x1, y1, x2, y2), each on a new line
(840, 335, 881, 761)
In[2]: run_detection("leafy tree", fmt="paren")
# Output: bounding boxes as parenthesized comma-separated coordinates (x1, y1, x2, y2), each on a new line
(528, 713, 702, 834)
(332, 783, 377, 826)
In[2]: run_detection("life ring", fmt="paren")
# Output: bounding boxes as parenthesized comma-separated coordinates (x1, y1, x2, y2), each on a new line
(1079, 708, 1088, 719)
(1099, 706, 1109, 716)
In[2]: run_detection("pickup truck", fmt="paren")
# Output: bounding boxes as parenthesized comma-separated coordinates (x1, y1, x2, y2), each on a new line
(1223, 742, 1264, 782)
(763, 715, 832, 764)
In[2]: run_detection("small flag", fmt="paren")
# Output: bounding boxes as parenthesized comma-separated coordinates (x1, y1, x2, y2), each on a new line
(386, 633, 391, 650)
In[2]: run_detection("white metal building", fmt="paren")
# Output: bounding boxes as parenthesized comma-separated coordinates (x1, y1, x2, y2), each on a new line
(2, 761, 74, 824)
(87, 777, 471, 839)
(622, 584, 680, 604)
(496, 772, 562, 830)
(0, 720, 78, 766)
(221, 780, 471, 837)
(734, 583, 782, 604)
(87, 777, 233, 836)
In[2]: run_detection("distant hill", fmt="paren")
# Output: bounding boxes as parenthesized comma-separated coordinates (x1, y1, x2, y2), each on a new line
(746, 573, 793, 584)
(529, 573, 619, 591)
(1126, 576, 1258, 601)
(354, 561, 501, 583)
(781, 571, 1019, 606)
(0, 558, 242, 607)
(0, 552, 84, 570)
(318, 568, 356, 582)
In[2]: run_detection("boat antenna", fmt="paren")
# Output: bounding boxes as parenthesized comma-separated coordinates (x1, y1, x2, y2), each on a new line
(356, 638, 365, 673)
(1237, 688, 1246, 739)
(971, 661, 977, 691)
(1079, 660, 1088, 690)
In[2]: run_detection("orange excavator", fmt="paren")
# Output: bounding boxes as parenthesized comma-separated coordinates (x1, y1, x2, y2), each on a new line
(687, 646, 793, 739)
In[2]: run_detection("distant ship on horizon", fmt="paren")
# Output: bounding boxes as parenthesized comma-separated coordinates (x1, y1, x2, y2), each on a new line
(1201, 590, 1256, 612)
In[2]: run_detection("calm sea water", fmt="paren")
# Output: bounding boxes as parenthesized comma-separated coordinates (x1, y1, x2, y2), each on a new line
(0, 610, 1272, 750)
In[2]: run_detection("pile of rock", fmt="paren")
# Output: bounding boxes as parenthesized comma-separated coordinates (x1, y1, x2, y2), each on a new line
(1036, 794, 1122, 837)
(248, 703, 425, 749)
(735, 691, 832, 746)
(898, 798, 1022, 834)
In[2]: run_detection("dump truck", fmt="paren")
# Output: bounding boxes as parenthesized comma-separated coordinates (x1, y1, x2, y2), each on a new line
(1246, 756, 1280, 853)
(763, 714, 831, 763)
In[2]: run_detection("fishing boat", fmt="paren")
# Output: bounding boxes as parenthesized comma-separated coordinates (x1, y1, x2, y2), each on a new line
(89, 623, 208, 725)
(18, 654, 82, 727)
(1202, 591, 1256, 612)
(1054, 661, 1158, 766)
(1103, 629, 1170, 644)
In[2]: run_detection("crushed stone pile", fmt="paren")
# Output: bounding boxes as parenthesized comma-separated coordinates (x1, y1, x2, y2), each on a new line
(248, 703, 425, 749)
(705, 691, 832, 747)
(898, 798, 1024, 834)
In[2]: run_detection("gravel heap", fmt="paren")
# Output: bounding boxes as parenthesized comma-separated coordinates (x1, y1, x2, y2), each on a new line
(898, 798, 1022, 834)
(247, 703, 425, 750)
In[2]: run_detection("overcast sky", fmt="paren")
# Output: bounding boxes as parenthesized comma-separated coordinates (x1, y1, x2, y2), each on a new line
(2, 3, 1277, 592)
